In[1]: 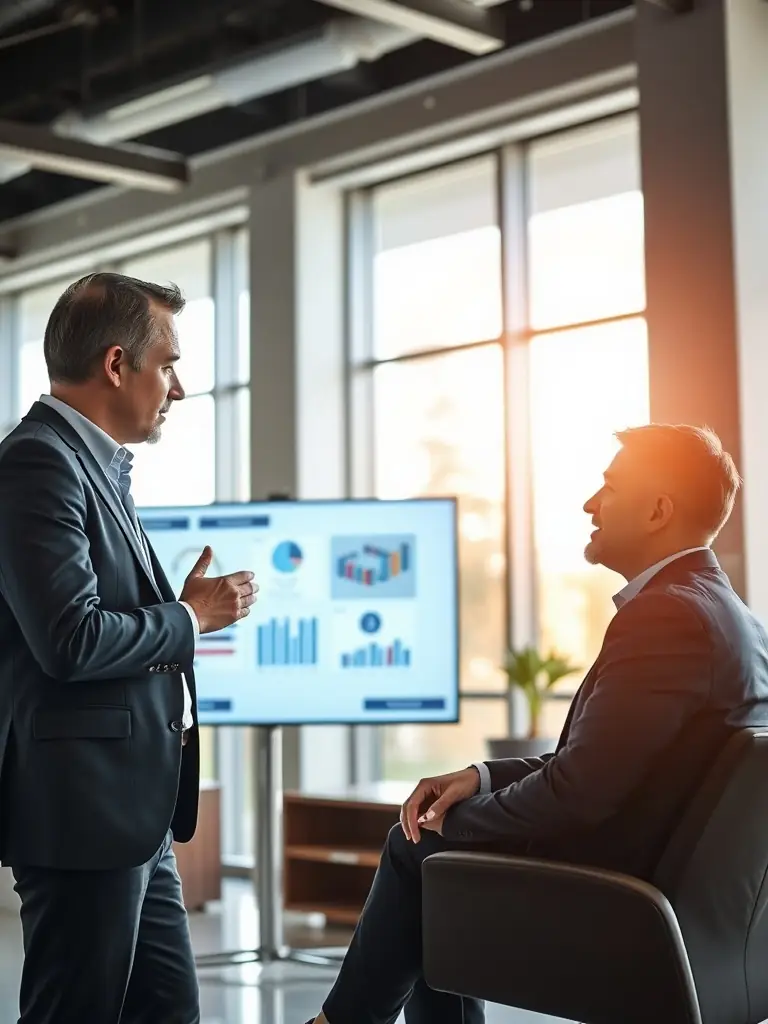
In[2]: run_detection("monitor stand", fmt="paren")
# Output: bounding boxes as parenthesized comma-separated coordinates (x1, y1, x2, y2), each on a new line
(195, 724, 345, 970)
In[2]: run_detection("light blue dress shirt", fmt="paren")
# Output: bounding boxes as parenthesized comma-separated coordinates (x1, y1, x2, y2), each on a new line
(39, 394, 196, 729)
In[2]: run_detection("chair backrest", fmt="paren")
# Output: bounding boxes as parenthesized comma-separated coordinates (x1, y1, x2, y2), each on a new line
(653, 728, 768, 1024)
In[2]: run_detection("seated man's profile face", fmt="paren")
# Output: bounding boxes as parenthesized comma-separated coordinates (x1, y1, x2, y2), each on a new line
(581, 424, 739, 581)
(582, 443, 678, 577)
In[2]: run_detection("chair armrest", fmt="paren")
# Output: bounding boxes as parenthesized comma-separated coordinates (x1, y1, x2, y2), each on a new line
(422, 852, 701, 1024)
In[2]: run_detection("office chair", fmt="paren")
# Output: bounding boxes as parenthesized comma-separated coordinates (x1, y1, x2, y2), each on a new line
(422, 728, 768, 1024)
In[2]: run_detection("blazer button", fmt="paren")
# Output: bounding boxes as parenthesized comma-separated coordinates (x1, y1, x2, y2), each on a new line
(170, 720, 185, 733)
(148, 666, 156, 673)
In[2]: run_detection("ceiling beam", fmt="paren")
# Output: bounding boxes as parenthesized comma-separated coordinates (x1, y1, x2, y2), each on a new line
(642, 0, 694, 10)
(312, 0, 505, 54)
(0, 120, 189, 193)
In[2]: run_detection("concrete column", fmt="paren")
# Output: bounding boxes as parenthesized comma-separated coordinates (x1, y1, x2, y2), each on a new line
(249, 174, 302, 791)
(635, 0, 768, 603)
(249, 174, 299, 505)
(249, 172, 351, 792)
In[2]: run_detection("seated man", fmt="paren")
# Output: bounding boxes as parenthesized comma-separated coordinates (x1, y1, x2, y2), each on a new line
(305, 423, 768, 1024)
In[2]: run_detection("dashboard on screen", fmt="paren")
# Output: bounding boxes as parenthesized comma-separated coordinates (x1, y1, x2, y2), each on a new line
(138, 499, 459, 726)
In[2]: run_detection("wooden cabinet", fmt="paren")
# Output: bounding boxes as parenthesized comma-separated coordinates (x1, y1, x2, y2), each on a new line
(173, 780, 222, 911)
(283, 782, 412, 926)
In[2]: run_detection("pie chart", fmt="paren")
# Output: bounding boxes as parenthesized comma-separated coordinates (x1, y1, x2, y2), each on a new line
(272, 540, 303, 573)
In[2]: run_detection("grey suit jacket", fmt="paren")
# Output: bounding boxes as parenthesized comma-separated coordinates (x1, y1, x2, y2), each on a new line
(443, 550, 768, 879)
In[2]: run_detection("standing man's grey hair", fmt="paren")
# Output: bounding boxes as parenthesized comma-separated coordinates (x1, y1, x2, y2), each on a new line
(44, 272, 185, 384)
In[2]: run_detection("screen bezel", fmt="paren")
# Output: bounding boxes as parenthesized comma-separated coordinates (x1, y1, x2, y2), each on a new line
(137, 496, 461, 728)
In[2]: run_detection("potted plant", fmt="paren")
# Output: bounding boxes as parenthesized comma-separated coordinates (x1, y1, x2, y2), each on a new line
(487, 644, 580, 760)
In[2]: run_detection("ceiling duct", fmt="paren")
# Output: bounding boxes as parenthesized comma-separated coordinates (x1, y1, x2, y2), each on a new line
(0, 0, 58, 33)
(0, 16, 414, 185)
(311, 0, 505, 54)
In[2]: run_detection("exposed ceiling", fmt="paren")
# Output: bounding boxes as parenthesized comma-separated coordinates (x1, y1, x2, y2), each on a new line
(0, 0, 632, 223)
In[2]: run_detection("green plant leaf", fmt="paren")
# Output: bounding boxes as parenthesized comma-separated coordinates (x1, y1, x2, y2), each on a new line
(501, 643, 580, 703)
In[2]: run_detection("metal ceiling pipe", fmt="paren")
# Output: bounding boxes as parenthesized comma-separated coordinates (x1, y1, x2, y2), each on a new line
(0, 15, 414, 184)
(55, 17, 414, 144)
(0, 0, 58, 33)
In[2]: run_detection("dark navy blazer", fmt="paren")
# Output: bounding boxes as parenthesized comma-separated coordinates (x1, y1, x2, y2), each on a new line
(444, 549, 768, 878)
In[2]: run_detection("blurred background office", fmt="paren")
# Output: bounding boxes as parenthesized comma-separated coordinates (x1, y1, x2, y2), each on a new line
(0, 0, 766, 1021)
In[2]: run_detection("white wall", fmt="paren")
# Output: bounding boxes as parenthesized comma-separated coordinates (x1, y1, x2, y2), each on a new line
(727, 0, 768, 622)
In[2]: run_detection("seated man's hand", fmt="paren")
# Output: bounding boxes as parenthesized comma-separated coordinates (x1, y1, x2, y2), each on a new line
(400, 767, 481, 843)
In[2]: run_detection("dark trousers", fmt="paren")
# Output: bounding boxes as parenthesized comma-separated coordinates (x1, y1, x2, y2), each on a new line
(11, 830, 199, 1024)
(323, 825, 490, 1024)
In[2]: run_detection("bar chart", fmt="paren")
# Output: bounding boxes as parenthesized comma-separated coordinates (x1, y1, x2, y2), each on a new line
(257, 616, 318, 667)
(340, 638, 411, 668)
(336, 541, 411, 587)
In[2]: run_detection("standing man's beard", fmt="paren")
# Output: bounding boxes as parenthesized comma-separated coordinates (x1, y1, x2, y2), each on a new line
(147, 405, 171, 445)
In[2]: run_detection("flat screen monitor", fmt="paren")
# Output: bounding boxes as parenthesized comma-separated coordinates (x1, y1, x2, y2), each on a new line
(138, 498, 459, 726)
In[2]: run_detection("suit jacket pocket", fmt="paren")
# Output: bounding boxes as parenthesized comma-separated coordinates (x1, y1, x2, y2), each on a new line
(33, 707, 132, 740)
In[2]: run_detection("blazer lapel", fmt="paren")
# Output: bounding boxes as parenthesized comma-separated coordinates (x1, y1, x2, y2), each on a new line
(24, 402, 163, 602)
(76, 450, 164, 602)
(142, 530, 177, 604)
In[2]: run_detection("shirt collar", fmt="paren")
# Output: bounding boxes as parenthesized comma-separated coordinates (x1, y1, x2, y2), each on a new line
(613, 547, 711, 609)
(38, 394, 127, 478)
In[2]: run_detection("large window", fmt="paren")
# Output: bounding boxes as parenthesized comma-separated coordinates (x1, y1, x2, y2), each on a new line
(121, 238, 218, 507)
(527, 117, 649, 734)
(352, 157, 509, 780)
(18, 278, 77, 414)
(371, 158, 502, 358)
(351, 115, 650, 780)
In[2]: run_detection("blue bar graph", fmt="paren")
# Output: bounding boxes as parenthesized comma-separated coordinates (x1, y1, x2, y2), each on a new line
(257, 617, 318, 667)
(340, 638, 411, 668)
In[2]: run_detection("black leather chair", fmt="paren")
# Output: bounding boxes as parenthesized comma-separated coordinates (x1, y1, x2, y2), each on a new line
(422, 728, 768, 1024)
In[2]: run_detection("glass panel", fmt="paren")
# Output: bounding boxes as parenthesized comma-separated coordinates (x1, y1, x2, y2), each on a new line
(19, 338, 51, 414)
(372, 345, 507, 692)
(528, 116, 645, 329)
(371, 157, 502, 359)
(199, 726, 217, 781)
(529, 317, 650, 687)
(216, 385, 251, 502)
(236, 227, 251, 385)
(130, 393, 215, 509)
(382, 698, 507, 782)
(238, 290, 251, 386)
(122, 239, 215, 397)
(18, 279, 72, 413)
(234, 386, 251, 502)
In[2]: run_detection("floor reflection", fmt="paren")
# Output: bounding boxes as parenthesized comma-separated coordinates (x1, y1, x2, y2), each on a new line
(0, 878, 572, 1024)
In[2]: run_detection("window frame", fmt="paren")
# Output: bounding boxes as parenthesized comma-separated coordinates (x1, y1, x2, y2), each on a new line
(346, 115, 648, 783)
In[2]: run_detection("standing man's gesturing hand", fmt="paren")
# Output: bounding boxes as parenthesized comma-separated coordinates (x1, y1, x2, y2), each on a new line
(179, 546, 259, 633)
(400, 767, 481, 842)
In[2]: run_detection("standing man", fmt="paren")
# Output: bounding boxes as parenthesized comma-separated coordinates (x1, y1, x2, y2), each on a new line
(0, 273, 257, 1024)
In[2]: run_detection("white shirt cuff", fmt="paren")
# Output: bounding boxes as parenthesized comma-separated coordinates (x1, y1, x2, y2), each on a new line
(179, 601, 200, 643)
(472, 761, 492, 794)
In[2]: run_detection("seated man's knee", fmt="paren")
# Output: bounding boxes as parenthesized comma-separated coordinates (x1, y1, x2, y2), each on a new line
(385, 823, 445, 868)
(386, 823, 409, 857)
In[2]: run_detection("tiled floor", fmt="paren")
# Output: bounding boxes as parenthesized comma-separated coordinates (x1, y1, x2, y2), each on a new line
(0, 879, 573, 1023)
